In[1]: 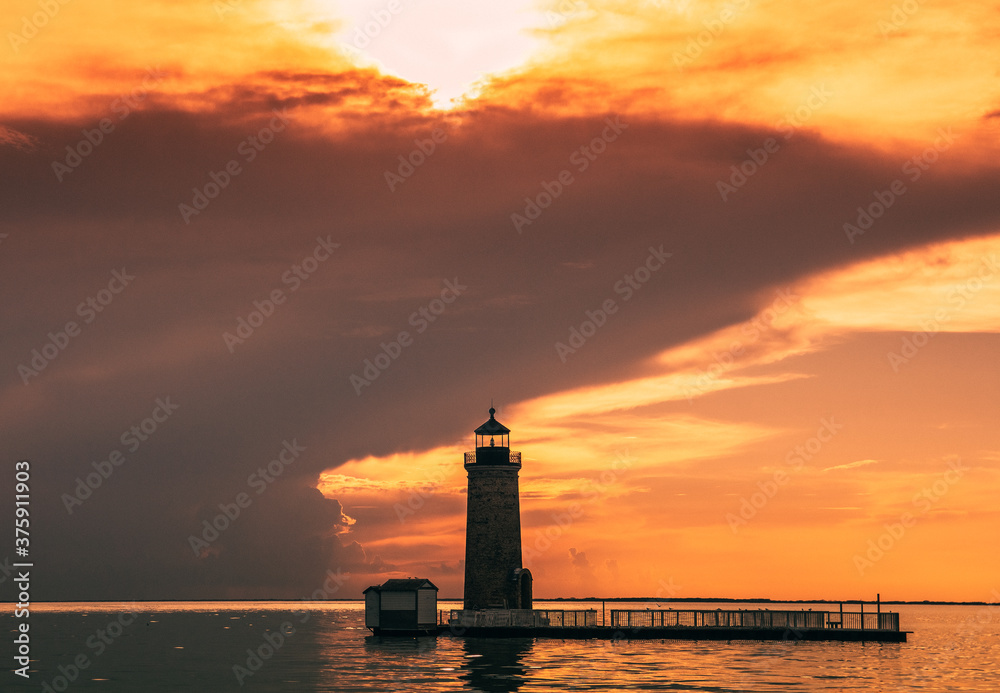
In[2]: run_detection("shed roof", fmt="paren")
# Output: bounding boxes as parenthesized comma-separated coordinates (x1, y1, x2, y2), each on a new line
(364, 578, 439, 593)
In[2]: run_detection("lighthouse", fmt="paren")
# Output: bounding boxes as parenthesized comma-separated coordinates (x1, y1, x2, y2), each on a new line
(463, 406, 532, 610)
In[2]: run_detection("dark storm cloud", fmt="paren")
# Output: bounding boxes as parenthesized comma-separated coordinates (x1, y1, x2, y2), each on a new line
(2, 79, 1000, 598)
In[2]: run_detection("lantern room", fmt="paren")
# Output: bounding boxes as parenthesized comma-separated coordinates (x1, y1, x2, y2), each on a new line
(466, 407, 520, 467)
(475, 407, 509, 449)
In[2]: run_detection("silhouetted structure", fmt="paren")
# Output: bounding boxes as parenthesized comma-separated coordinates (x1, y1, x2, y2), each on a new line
(463, 407, 532, 610)
(364, 578, 438, 634)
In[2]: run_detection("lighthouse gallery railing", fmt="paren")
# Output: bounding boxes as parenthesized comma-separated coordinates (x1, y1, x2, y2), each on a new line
(464, 451, 521, 465)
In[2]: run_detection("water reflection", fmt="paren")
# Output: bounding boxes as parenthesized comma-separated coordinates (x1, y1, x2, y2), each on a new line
(4, 604, 996, 692)
(460, 637, 533, 693)
(362, 634, 439, 656)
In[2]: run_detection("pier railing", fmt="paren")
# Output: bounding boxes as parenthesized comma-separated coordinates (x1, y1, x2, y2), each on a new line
(609, 608, 900, 632)
(443, 606, 899, 633)
(838, 611, 899, 631)
(447, 609, 597, 628)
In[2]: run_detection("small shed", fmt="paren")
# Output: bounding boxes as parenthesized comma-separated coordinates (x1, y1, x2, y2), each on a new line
(363, 578, 439, 634)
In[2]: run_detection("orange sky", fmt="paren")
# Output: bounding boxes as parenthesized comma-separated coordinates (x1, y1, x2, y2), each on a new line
(322, 233, 1000, 600)
(2, 0, 999, 602)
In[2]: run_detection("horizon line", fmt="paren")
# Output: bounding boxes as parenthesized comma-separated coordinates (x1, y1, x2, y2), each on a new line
(3, 597, 997, 606)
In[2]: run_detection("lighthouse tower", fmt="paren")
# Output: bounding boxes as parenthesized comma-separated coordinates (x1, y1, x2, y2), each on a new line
(463, 406, 532, 610)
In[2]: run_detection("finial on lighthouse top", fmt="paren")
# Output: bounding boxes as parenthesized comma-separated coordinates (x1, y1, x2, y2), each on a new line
(475, 406, 509, 435)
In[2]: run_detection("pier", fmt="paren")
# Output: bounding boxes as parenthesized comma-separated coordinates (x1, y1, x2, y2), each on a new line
(434, 605, 907, 642)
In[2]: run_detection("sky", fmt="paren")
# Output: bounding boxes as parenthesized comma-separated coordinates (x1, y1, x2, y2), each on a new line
(1, 0, 999, 604)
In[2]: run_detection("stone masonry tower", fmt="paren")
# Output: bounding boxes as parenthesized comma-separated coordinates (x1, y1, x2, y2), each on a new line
(463, 406, 532, 610)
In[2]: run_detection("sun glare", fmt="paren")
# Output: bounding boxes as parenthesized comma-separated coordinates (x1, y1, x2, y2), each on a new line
(330, 0, 547, 108)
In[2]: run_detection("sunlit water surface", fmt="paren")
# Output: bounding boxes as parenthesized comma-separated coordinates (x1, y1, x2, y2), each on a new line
(3, 601, 998, 691)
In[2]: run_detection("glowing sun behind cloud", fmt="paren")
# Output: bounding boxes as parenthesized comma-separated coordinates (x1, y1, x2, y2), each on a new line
(330, 0, 549, 107)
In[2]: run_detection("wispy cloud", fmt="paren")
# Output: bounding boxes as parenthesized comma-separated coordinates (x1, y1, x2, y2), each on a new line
(823, 459, 880, 473)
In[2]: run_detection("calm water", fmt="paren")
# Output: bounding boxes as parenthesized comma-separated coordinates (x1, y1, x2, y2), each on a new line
(3, 601, 998, 692)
